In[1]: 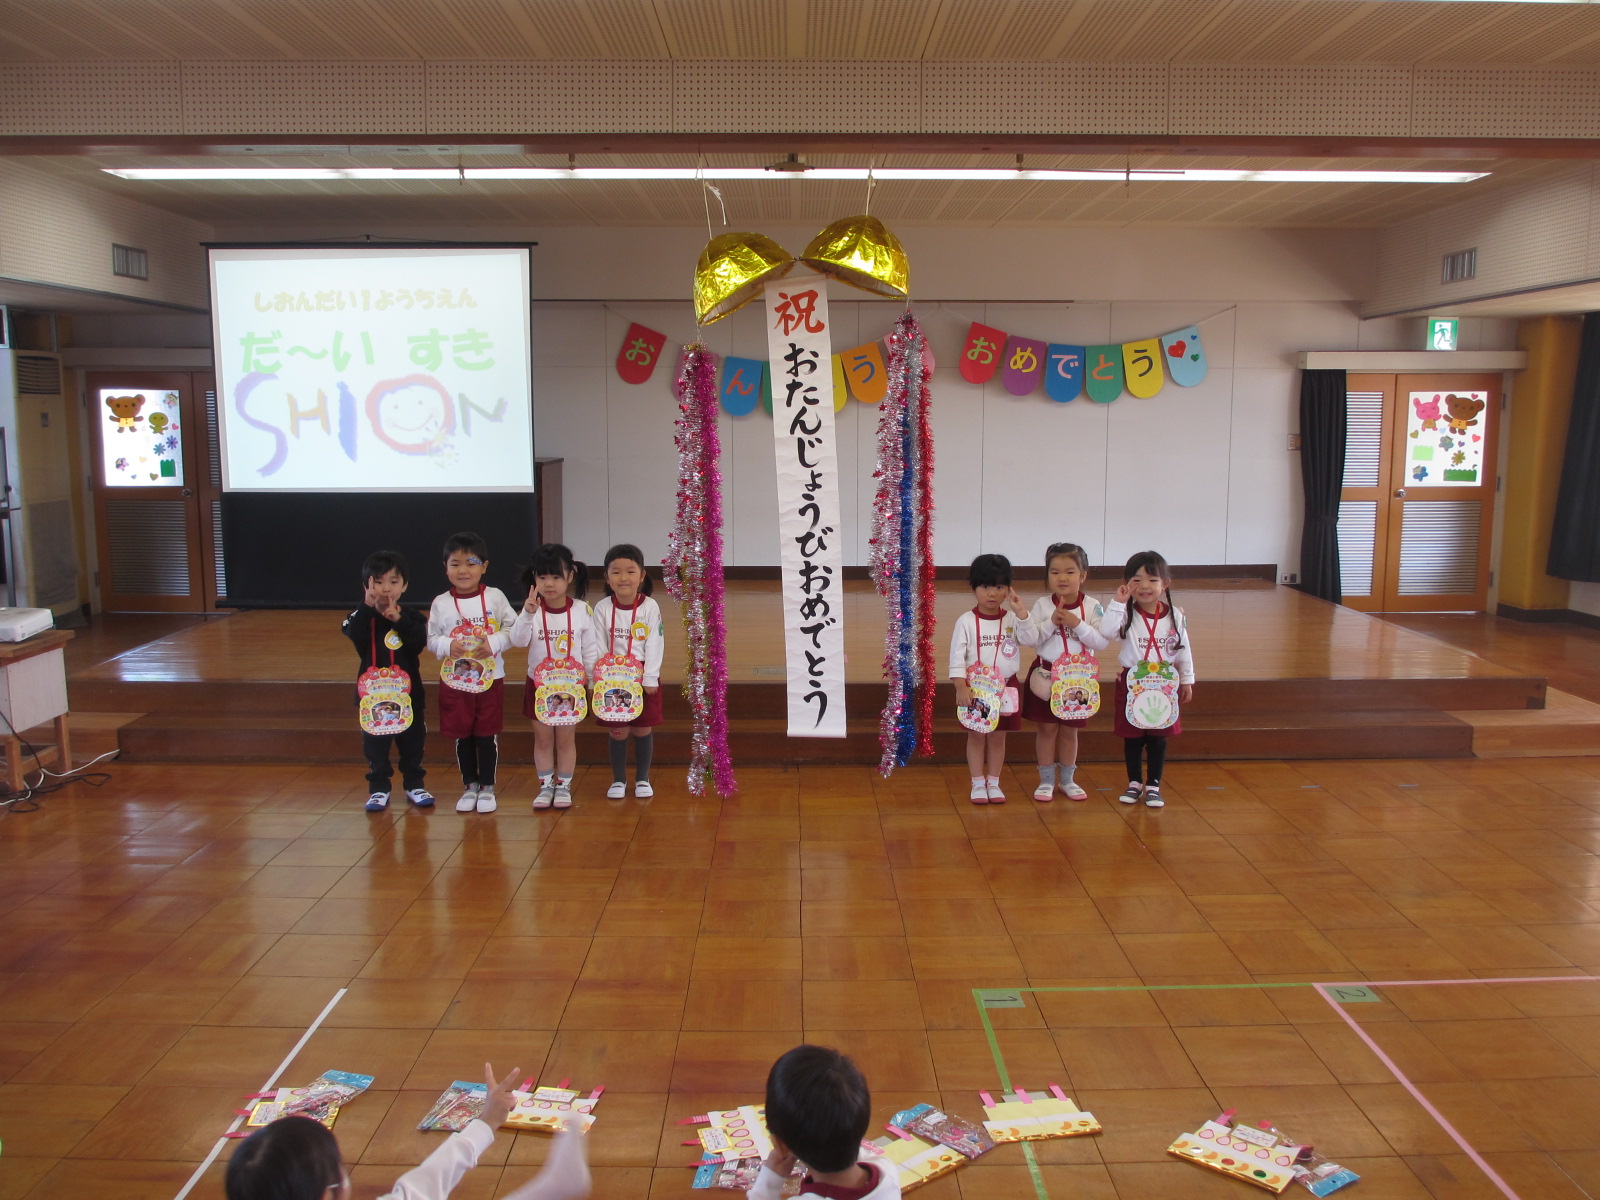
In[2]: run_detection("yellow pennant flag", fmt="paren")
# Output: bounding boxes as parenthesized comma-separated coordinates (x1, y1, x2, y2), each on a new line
(832, 352, 848, 411)
(1122, 337, 1166, 399)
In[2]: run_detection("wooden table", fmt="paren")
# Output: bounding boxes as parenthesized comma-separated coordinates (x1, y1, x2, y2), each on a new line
(0, 628, 73, 790)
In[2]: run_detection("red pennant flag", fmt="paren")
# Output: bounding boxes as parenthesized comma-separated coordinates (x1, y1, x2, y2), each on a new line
(616, 323, 667, 384)
(959, 322, 1006, 384)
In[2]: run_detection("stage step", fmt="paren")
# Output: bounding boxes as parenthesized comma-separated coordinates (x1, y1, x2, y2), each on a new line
(111, 707, 1472, 766)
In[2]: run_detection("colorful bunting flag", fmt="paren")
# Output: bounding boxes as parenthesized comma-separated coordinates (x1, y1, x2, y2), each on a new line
(960, 322, 1006, 384)
(1122, 337, 1165, 399)
(1002, 337, 1046, 397)
(1161, 326, 1207, 387)
(615, 323, 666, 384)
(1045, 345, 1084, 403)
(845, 341, 888, 404)
(1084, 346, 1124, 404)
(720, 356, 764, 416)
(832, 353, 848, 412)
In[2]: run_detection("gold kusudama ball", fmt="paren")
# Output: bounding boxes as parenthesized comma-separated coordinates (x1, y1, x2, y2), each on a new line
(693, 232, 795, 325)
(800, 214, 909, 299)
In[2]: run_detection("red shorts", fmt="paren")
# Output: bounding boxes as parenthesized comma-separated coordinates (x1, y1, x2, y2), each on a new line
(437, 677, 505, 739)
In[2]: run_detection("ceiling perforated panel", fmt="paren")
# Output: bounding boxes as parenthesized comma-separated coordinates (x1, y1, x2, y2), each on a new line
(428, 60, 673, 133)
(181, 60, 427, 134)
(674, 60, 922, 132)
(1171, 62, 1413, 137)
(923, 62, 1166, 134)
(1414, 65, 1600, 139)
(0, 61, 181, 134)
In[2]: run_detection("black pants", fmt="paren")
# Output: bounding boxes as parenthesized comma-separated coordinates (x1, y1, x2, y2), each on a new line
(456, 734, 499, 787)
(1123, 734, 1168, 786)
(362, 721, 427, 793)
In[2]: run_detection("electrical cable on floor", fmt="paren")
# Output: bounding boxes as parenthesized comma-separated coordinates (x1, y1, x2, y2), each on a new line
(0, 708, 116, 813)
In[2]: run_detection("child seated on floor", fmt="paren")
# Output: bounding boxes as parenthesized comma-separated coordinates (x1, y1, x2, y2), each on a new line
(224, 1063, 590, 1200)
(752, 1044, 900, 1199)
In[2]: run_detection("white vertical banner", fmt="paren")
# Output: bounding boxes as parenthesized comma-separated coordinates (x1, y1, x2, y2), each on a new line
(763, 272, 847, 737)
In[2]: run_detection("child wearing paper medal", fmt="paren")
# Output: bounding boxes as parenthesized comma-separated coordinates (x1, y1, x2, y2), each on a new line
(1016, 541, 1109, 803)
(427, 532, 519, 816)
(342, 549, 433, 814)
(1098, 550, 1195, 809)
(590, 543, 665, 800)
(949, 553, 1028, 805)
(510, 543, 598, 811)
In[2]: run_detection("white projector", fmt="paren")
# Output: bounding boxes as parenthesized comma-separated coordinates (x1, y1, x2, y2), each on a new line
(0, 608, 54, 642)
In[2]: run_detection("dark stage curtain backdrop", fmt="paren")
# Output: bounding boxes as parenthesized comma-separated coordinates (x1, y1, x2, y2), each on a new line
(1549, 312, 1600, 583)
(1299, 368, 1347, 604)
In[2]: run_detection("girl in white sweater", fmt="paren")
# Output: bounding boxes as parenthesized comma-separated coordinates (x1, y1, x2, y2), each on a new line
(591, 543, 666, 799)
(224, 1063, 590, 1200)
(949, 554, 1030, 804)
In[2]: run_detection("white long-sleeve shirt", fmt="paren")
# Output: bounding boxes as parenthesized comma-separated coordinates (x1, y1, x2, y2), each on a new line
(509, 597, 600, 676)
(1014, 594, 1110, 662)
(591, 593, 666, 687)
(378, 1119, 494, 1200)
(1098, 600, 1196, 684)
(426, 587, 519, 680)
(948, 608, 1023, 680)
(750, 1155, 901, 1200)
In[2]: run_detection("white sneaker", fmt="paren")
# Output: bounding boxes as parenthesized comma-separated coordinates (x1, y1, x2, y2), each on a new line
(986, 776, 1006, 803)
(606, 781, 627, 799)
(1143, 787, 1165, 809)
(475, 787, 498, 813)
(455, 784, 479, 813)
(634, 780, 654, 798)
(406, 788, 435, 808)
(1032, 781, 1054, 802)
(553, 779, 573, 809)
(365, 792, 389, 812)
(533, 776, 555, 810)
(1118, 782, 1144, 805)
(1061, 781, 1089, 801)
(969, 780, 989, 804)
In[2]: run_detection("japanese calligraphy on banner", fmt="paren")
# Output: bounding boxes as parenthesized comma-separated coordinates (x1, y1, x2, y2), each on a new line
(764, 272, 847, 738)
(960, 321, 1208, 401)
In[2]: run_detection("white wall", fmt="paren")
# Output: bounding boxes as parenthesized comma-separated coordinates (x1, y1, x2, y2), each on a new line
(1572, 582, 1600, 619)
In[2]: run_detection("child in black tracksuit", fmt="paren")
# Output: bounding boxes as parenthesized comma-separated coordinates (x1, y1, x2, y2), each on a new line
(342, 549, 434, 813)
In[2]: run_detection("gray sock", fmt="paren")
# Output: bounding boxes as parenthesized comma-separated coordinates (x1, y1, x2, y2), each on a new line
(634, 732, 654, 782)
(608, 736, 628, 784)
(1037, 763, 1057, 787)
(1059, 764, 1077, 786)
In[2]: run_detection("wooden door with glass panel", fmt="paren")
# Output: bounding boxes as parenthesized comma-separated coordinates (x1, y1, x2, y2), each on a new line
(1338, 372, 1499, 613)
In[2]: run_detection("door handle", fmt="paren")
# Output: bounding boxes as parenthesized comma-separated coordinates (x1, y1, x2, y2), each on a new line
(182, 487, 193, 497)
(1394, 488, 1407, 498)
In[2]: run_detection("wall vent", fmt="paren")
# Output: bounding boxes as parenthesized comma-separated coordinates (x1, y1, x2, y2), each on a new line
(15, 353, 61, 395)
(112, 243, 149, 280)
(1441, 248, 1477, 284)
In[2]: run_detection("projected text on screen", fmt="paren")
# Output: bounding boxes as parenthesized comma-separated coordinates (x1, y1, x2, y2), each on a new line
(211, 247, 533, 492)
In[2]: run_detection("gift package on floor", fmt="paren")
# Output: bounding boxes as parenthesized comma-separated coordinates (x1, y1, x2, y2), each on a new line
(979, 1085, 1101, 1142)
(1167, 1108, 1358, 1194)
(417, 1080, 488, 1132)
(888, 1102, 994, 1159)
(502, 1079, 604, 1134)
(239, 1070, 375, 1131)
(867, 1128, 965, 1190)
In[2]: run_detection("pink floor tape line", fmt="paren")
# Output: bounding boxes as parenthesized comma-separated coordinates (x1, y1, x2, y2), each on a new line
(1313, 975, 1600, 1200)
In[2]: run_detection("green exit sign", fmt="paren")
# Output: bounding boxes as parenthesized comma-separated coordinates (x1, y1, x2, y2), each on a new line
(1427, 318, 1459, 351)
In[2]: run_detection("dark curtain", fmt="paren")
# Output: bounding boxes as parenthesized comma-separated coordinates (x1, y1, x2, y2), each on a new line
(1548, 312, 1600, 582)
(1299, 368, 1347, 603)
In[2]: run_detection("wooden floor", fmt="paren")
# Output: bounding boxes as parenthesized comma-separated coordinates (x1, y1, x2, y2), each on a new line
(5, 752, 1600, 1198)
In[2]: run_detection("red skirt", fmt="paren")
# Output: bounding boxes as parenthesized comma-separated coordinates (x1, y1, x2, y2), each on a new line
(1112, 668, 1182, 739)
(437, 677, 505, 739)
(1019, 658, 1092, 728)
(595, 684, 664, 729)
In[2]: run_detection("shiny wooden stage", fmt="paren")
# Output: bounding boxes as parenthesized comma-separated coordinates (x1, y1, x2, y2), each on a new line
(58, 580, 1600, 765)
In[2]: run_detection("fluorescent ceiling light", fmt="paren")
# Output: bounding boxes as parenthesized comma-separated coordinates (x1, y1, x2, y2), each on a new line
(103, 166, 1489, 184)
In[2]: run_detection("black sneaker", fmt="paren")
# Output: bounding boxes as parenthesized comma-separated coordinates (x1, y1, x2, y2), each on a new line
(1118, 782, 1143, 805)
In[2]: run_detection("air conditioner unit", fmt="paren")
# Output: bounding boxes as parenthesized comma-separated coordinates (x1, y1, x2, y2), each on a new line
(1, 349, 81, 615)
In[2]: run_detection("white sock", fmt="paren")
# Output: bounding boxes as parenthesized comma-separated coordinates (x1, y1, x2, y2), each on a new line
(986, 775, 1001, 787)
(503, 1125, 591, 1200)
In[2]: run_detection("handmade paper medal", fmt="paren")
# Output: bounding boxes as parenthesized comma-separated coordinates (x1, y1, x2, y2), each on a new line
(591, 602, 645, 723)
(1050, 651, 1100, 720)
(530, 606, 588, 726)
(440, 591, 496, 692)
(359, 625, 414, 734)
(960, 661, 1003, 734)
(1125, 608, 1180, 729)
